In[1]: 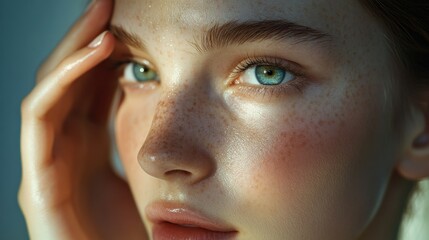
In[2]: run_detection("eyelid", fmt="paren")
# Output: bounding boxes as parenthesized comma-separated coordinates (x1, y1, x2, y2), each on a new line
(111, 57, 160, 94)
(126, 58, 157, 70)
(112, 54, 158, 70)
(228, 55, 305, 82)
(225, 55, 310, 100)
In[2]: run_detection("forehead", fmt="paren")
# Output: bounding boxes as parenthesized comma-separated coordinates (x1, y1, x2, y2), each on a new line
(112, 0, 371, 38)
(111, 0, 391, 83)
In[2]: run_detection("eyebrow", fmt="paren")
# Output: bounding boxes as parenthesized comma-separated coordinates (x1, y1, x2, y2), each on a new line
(109, 19, 333, 53)
(110, 25, 148, 50)
(193, 20, 333, 53)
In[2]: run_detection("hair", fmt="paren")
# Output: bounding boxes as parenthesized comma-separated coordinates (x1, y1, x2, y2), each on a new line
(359, 0, 429, 123)
(358, 1, 429, 238)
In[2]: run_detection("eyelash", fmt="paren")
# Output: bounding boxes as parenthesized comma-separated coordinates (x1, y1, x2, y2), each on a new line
(114, 58, 159, 88)
(228, 55, 308, 98)
(116, 55, 309, 98)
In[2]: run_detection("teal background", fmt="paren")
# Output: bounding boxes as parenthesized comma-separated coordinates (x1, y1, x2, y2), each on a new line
(0, 0, 87, 238)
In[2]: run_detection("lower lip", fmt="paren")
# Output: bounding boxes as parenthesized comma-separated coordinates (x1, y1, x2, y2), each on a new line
(152, 222, 236, 240)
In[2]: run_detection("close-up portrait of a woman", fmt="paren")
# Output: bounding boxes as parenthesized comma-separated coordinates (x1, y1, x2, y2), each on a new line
(9, 0, 429, 239)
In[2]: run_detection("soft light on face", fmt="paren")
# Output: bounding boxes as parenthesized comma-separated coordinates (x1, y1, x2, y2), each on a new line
(112, 0, 402, 239)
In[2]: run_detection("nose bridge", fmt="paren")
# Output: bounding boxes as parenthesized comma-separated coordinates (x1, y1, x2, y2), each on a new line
(138, 84, 217, 184)
(150, 86, 207, 149)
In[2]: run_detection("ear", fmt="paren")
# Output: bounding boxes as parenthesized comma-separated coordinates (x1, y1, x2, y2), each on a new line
(397, 104, 429, 180)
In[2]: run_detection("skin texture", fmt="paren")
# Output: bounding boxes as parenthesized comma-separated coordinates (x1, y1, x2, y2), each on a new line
(111, 0, 419, 239)
(18, 0, 429, 239)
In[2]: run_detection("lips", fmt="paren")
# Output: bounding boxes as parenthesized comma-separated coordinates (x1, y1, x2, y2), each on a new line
(146, 201, 237, 240)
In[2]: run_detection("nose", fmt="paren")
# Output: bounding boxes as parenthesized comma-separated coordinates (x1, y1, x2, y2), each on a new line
(137, 91, 216, 185)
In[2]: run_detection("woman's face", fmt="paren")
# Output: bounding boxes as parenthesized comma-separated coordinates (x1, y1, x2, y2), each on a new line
(112, 0, 402, 239)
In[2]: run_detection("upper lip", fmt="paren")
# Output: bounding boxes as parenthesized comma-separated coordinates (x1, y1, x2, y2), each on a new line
(145, 201, 237, 232)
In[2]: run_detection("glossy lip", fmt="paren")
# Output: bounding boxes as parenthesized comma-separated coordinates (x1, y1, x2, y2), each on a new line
(146, 201, 237, 233)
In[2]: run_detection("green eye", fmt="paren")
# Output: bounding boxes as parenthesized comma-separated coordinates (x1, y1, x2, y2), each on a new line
(254, 65, 286, 85)
(241, 65, 295, 86)
(124, 62, 159, 82)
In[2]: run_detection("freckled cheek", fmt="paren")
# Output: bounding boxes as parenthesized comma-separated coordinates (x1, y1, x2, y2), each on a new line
(233, 104, 370, 206)
(235, 125, 327, 208)
(254, 124, 340, 196)
(232, 99, 387, 237)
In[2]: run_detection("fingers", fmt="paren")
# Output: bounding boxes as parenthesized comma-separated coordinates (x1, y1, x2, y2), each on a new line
(21, 31, 115, 168)
(37, 0, 114, 81)
(23, 32, 114, 120)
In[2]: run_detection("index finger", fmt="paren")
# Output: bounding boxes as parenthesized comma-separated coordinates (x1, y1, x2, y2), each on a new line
(37, 0, 114, 82)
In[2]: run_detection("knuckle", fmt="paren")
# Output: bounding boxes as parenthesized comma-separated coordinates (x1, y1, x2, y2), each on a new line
(20, 95, 36, 117)
(17, 184, 27, 210)
(20, 96, 32, 115)
(21, 95, 44, 120)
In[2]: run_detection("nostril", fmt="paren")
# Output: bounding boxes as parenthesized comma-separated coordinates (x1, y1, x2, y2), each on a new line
(164, 170, 192, 178)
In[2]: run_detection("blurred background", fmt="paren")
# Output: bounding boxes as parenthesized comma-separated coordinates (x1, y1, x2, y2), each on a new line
(0, 0, 87, 238)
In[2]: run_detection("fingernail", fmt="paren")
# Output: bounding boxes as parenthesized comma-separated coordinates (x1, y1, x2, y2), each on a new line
(88, 31, 107, 48)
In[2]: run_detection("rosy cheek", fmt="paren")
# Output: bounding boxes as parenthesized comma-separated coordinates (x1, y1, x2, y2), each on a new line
(257, 81, 384, 192)
(251, 110, 351, 200)
(225, 81, 390, 236)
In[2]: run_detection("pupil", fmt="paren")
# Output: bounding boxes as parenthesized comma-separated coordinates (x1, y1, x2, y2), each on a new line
(132, 63, 158, 82)
(265, 69, 274, 76)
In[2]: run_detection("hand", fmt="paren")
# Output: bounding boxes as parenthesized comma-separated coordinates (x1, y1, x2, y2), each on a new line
(18, 0, 147, 239)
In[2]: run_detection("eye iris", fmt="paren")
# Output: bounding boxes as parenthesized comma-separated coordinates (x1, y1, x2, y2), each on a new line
(132, 63, 157, 82)
(255, 65, 285, 85)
